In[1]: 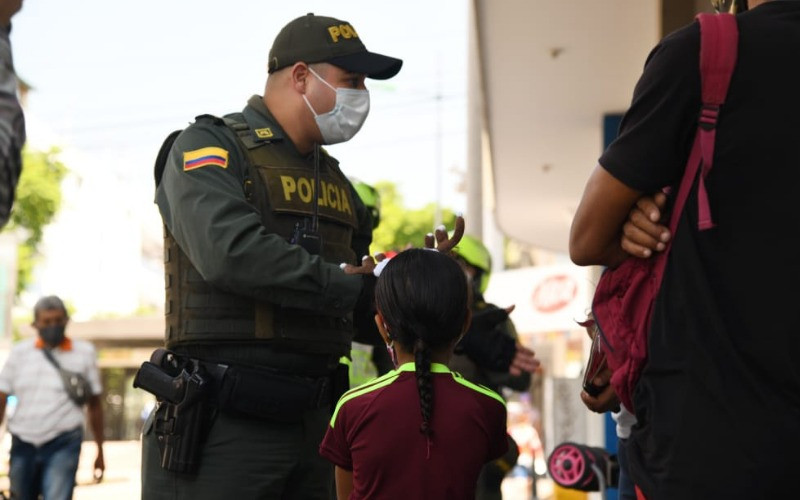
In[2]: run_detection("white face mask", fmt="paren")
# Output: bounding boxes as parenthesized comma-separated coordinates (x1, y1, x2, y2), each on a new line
(303, 67, 370, 145)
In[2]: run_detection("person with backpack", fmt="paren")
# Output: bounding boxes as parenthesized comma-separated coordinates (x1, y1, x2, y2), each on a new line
(319, 249, 510, 499)
(570, 0, 800, 498)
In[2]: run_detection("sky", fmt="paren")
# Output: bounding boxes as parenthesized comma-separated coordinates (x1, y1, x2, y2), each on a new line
(7, 0, 470, 317)
(10, 0, 470, 211)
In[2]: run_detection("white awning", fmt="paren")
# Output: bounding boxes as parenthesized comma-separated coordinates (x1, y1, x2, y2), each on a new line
(471, 0, 661, 252)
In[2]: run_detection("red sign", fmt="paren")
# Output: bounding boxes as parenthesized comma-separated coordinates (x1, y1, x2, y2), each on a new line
(532, 274, 578, 313)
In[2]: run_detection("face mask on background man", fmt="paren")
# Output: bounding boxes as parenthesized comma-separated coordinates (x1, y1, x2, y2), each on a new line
(39, 324, 66, 348)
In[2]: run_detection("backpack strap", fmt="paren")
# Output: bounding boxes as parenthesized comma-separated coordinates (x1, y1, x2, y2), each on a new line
(655, 14, 738, 279)
(41, 346, 62, 370)
(694, 13, 738, 230)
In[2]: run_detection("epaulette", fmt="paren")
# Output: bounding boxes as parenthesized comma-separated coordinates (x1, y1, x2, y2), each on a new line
(194, 114, 225, 126)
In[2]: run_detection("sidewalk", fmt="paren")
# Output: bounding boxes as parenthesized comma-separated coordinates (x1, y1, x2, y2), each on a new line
(74, 440, 141, 500)
(1, 440, 553, 499)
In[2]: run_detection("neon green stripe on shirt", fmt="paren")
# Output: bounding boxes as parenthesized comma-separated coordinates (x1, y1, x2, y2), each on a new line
(329, 362, 505, 427)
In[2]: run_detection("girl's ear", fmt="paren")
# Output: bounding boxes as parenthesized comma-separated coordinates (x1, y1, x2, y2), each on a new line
(374, 312, 391, 345)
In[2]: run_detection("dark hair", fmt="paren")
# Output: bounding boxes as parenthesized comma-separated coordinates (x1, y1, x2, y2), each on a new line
(33, 295, 68, 321)
(375, 249, 470, 438)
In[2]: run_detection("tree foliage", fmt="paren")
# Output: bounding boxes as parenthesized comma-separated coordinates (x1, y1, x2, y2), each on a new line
(369, 181, 457, 255)
(8, 147, 68, 295)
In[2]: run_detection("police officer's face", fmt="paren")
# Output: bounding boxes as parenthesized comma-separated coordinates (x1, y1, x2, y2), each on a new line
(305, 63, 367, 115)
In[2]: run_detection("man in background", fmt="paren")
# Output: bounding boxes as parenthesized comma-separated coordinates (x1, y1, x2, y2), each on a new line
(0, 295, 105, 500)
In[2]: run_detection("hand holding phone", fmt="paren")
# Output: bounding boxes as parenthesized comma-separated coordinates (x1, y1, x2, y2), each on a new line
(582, 329, 609, 397)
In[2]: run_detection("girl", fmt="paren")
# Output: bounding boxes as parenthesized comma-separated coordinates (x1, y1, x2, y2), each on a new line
(320, 249, 509, 499)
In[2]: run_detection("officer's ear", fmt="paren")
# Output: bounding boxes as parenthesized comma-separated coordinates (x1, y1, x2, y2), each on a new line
(291, 63, 311, 94)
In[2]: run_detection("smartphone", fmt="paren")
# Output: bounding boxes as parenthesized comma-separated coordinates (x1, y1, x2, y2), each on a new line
(582, 329, 608, 397)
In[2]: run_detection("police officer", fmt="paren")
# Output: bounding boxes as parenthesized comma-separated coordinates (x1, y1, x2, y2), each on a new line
(142, 13, 415, 499)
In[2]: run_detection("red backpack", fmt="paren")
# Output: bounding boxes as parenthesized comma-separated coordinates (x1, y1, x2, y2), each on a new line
(591, 13, 739, 414)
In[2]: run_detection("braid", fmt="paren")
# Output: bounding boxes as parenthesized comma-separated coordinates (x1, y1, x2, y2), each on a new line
(414, 337, 433, 437)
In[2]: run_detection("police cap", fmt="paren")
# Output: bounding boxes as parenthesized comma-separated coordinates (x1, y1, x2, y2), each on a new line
(268, 13, 403, 80)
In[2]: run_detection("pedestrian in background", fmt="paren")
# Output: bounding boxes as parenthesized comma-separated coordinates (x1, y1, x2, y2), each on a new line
(0, 295, 105, 500)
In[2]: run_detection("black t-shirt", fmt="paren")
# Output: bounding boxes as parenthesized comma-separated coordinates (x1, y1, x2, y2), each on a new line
(600, 3, 800, 498)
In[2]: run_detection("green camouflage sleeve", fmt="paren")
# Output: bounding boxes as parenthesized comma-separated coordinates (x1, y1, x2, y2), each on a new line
(154, 120, 362, 316)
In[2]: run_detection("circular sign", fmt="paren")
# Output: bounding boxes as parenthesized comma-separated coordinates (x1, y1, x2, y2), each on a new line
(532, 274, 578, 313)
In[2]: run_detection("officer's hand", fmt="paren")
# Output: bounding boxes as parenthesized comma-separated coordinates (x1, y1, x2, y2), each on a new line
(341, 255, 379, 275)
(509, 341, 540, 376)
(424, 215, 465, 254)
(621, 192, 670, 259)
(580, 367, 620, 413)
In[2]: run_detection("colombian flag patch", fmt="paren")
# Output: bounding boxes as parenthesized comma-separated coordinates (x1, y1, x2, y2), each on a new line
(183, 147, 229, 171)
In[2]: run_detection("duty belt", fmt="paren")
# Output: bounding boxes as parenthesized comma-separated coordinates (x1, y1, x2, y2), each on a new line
(203, 360, 333, 422)
(137, 348, 337, 423)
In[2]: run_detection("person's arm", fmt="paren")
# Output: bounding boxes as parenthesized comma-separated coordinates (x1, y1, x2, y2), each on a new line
(0, 9, 25, 229)
(348, 183, 381, 345)
(334, 466, 353, 500)
(156, 124, 362, 316)
(0, 351, 16, 427)
(572, 25, 704, 269)
(485, 318, 536, 391)
(457, 306, 519, 372)
(87, 394, 105, 480)
(569, 165, 643, 268)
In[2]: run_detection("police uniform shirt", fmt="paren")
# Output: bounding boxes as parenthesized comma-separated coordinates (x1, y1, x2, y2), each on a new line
(155, 95, 366, 317)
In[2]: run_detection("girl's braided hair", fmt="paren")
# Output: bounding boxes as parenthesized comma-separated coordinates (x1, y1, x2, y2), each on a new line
(375, 249, 470, 439)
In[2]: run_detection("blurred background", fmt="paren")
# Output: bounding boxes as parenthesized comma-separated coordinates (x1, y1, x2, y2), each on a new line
(0, 0, 713, 498)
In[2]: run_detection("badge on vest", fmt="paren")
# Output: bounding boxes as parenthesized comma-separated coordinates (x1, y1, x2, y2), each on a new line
(183, 147, 229, 171)
(254, 128, 274, 139)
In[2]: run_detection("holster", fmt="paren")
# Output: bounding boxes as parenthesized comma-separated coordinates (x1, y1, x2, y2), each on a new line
(150, 363, 213, 474)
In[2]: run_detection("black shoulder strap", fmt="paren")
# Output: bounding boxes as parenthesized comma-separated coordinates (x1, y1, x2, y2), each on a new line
(222, 116, 262, 151)
(154, 129, 183, 189)
(41, 347, 62, 369)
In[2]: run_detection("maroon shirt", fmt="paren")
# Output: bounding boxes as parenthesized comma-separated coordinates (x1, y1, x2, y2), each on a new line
(320, 362, 508, 499)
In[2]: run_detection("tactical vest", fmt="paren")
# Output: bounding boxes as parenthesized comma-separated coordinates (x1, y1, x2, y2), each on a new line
(162, 114, 360, 358)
